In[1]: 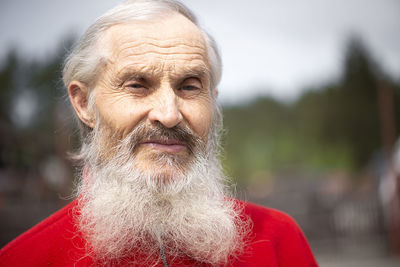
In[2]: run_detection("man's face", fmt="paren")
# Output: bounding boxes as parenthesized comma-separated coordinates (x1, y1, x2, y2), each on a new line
(91, 14, 213, 175)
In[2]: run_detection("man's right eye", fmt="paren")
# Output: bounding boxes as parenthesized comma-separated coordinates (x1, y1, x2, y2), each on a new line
(123, 82, 150, 96)
(126, 83, 144, 89)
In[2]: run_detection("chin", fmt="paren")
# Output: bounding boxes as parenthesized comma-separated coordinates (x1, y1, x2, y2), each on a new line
(136, 151, 193, 174)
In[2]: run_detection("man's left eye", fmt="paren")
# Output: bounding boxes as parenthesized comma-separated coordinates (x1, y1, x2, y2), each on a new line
(182, 85, 199, 91)
(128, 83, 143, 89)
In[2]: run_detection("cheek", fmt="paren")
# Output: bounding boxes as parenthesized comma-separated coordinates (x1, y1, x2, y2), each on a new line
(183, 100, 213, 140)
(94, 91, 147, 136)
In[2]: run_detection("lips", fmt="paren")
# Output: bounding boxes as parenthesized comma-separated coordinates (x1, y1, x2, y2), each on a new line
(140, 139, 187, 153)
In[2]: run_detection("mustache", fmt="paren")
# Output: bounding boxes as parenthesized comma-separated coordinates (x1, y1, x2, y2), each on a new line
(124, 121, 202, 154)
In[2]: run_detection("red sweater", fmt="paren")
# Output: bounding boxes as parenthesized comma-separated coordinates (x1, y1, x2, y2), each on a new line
(0, 200, 318, 266)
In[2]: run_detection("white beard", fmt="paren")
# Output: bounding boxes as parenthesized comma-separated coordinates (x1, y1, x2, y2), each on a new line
(75, 119, 250, 266)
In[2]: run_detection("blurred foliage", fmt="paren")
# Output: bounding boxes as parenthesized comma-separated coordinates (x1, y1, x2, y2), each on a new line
(0, 39, 76, 181)
(222, 37, 400, 184)
(0, 36, 399, 189)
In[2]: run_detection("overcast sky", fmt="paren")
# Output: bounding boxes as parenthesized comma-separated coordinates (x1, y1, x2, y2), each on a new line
(1, 0, 399, 103)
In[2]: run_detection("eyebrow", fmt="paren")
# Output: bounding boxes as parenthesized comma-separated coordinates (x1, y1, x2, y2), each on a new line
(114, 67, 155, 86)
(114, 63, 210, 87)
(173, 64, 210, 80)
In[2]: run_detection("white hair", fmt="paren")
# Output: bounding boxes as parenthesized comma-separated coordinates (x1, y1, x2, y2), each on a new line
(75, 112, 250, 266)
(63, 0, 222, 145)
(62, 0, 222, 91)
(63, 2, 251, 264)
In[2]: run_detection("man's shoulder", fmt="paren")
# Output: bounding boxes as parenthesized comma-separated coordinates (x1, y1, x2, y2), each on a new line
(1, 200, 76, 251)
(237, 198, 309, 242)
(0, 200, 87, 267)
(234, 199, 319, 267)
(238, 199, 299, 230)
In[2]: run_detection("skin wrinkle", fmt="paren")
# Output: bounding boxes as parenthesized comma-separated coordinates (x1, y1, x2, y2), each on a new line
(118, 39, 206, 47)
(116, 47, 207, 57)
(64, 4, 252, 265)
(93, 118, 200, 174)
(59, 4, 252, 266)
(94, 86, 211, 140)
(107, 34, 208, 64)
(112, 70, 210, 101)
(113, 62, 210, 87)
(106, 29, 207, 54)
(89, 13, 213, 172)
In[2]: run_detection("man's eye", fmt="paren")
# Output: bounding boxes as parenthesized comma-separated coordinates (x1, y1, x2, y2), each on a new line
(123, 82, 150, 96)
(127, 83, 144, 89)
(124, 83, 148, 92)
(182, 85, 199, 91)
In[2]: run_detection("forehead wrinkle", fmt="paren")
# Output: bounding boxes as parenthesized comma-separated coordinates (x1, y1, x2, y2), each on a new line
(114, 43, 207, 60)
(100, 15, 212, 86)
(118, 37, 207, 50)
(114, 60, 209, 86)
(114, 48, 208, 72)
(120, 51, 207, 60)
(106, 29, 208, 61)
(106, 43, 208, 78)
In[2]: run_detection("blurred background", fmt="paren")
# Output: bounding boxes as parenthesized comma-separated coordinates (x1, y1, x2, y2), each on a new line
(1, 0, 399, 266)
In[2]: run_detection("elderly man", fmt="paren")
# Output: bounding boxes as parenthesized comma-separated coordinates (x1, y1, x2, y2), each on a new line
(0, 0, 317, 266)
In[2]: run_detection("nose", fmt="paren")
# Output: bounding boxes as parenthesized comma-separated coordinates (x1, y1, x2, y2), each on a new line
(148, 87, 183, 128)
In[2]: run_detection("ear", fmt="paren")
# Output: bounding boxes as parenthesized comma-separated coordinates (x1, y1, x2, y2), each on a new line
(68, 81, 95, 128)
